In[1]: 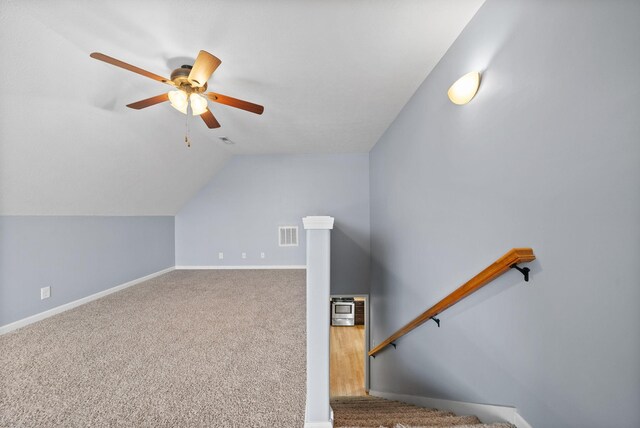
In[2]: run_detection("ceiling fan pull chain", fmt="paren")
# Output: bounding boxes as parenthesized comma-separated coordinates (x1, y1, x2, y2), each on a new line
(185, 105, 191, 148)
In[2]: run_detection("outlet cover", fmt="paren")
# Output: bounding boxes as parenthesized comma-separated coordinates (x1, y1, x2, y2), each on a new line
(40, 286, 51, 300)
(218, 252, 224, 260)
(261, 252, 265, 259)
(242, 252, 247, 259)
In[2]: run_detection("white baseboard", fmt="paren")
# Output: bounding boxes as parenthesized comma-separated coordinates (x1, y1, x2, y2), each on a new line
(175, 265, 306, 270)
(0, 267, 175, 335)
(368, 390, 531, 427)
(514, 412, 533, 428)
(304, 422, 332, 428)
(304, 406, 333, 428)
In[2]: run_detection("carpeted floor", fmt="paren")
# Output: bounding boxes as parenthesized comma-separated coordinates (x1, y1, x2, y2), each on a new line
(0, 270, 307, 428)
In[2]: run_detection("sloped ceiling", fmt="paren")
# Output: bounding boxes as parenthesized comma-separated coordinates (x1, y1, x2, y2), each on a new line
(0, 0, 484, 215)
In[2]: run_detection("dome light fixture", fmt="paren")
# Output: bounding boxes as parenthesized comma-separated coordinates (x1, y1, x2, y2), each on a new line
(448, 71, 481, 105)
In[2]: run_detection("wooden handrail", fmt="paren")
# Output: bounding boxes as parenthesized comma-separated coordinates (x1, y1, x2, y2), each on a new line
(368, 248, 536, 357)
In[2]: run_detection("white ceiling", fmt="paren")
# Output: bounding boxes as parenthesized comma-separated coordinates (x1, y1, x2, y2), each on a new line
(0, 0, 484, 215)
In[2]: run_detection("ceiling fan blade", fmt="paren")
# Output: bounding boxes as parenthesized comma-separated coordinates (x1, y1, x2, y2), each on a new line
(188, 50, 222, 87)
(200, 109, 221, 129)
(90, 52, 173, 86)
(205, 92, 264, 115)
(126, 93, 169, 110)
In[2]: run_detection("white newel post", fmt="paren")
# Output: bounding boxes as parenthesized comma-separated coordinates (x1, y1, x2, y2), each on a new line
(303, 216, 335, 428)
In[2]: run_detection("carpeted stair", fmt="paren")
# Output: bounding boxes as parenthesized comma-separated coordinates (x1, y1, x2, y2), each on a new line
(331, 396, 516, 428)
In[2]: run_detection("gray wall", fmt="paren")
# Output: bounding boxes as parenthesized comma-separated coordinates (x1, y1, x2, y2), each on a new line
(369, 1, 640, 427)
(0, 216, 175, 326)
(176, 153, 370, 295)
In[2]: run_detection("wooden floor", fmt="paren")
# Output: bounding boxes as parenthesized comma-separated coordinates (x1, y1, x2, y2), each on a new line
(330, 325, 366, 397)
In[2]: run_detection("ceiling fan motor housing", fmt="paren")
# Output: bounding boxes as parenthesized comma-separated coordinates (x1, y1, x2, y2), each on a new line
(170, 65, 206, 92)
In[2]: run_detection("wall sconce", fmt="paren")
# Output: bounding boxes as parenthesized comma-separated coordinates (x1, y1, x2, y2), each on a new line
(448, 71, 481, 105)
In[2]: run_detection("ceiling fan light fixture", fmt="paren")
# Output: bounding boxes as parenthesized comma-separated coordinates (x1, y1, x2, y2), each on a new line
(168, 90, 188, 114)
(189, 93, 208, 116)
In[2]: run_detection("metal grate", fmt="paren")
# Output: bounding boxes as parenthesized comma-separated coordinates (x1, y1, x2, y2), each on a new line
(279, 226, 299, 247)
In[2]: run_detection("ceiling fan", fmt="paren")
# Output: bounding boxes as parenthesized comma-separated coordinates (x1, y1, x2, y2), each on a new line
(90, 50, 264, 132)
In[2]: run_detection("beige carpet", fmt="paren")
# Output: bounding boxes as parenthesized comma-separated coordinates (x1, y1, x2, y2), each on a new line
(0, 270, 306, 428)
(331, 396, 515, 428)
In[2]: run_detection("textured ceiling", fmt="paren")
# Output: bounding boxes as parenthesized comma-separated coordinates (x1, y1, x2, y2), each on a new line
(0, 0, 484, 215)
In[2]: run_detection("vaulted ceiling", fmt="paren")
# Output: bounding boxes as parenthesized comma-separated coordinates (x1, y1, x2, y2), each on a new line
(0, 0, 484, 215)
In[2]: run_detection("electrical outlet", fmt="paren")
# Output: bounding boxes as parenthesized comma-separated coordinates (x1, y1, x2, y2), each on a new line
(241, 252, 247, 259)
(260, 252, 265, 259)
(40, 286, 51, 300)
(218, 252, 224, 260)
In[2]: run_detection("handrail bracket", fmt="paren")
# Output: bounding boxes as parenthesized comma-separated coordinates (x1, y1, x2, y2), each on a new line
(430, 316, 441, 327)
(510, 263, 531, 282)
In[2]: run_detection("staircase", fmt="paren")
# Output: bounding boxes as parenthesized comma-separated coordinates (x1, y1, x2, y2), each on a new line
(331, 396, 515, 428)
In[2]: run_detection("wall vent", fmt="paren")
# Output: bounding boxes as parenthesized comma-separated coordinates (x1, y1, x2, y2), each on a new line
(279, 226, 299, 247)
